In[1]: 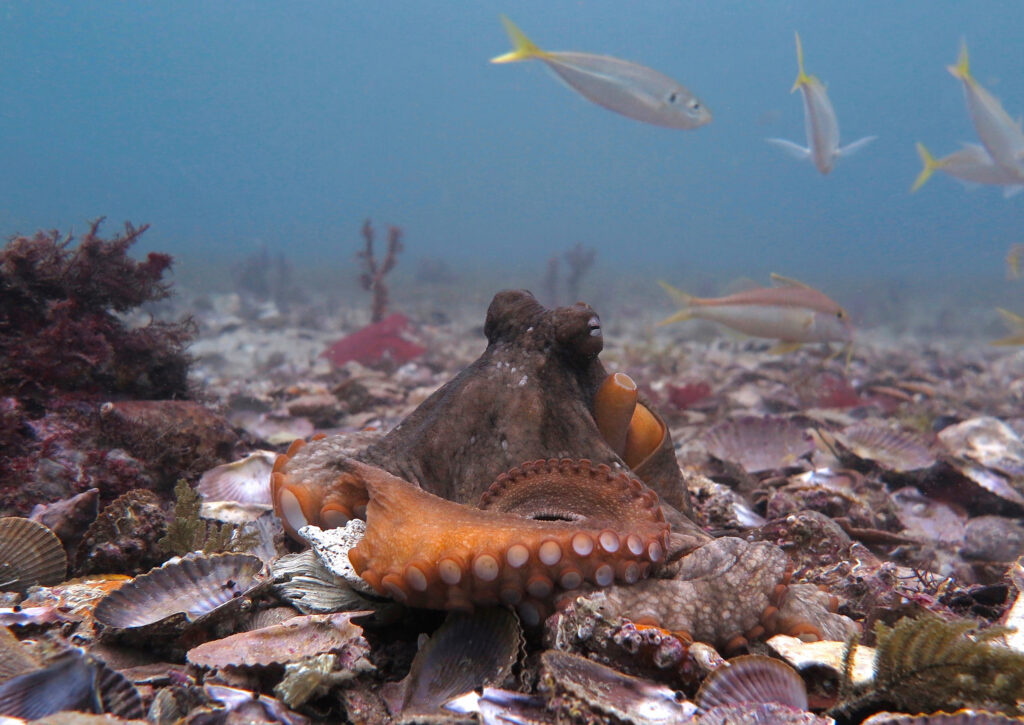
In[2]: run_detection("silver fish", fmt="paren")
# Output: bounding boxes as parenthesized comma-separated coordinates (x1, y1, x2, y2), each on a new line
(491, 16, 711, 130)
(948, 40, 1024, 177)
(912, 142, 1024, 196)
(768, 32, 875, 174)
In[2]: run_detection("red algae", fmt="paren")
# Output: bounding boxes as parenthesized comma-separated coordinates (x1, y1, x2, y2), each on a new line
(322, 313, 426, 367)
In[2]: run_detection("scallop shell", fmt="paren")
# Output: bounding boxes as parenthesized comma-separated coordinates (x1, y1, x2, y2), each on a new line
(540, 649, 697, 724)
(939, 417, 1024, 477)
(94, 553, 266, 629)
(0, 517, 67, 594)
(187, 611, 370, 669)
(198, 450, 277, 505)
(834, 424, 937, 472)
(384, 607, 523, 719)
(0, 649, 142, 720)
(704, 416, 815, 473)
(861, 711, 1024, 724)
(696, 655, 808, 713)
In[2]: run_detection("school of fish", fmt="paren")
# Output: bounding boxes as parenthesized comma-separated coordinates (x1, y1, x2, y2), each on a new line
(493, 19, 1024, 348)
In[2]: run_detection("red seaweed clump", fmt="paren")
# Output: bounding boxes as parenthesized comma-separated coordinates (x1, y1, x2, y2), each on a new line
(0, 219, 215, 515)
(322, 312, 426, 367)
(0, 219, 194, 402)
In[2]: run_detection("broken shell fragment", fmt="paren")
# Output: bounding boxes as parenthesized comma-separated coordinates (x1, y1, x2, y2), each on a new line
(861, 711, 1024, 724)
(198, 450, 278, 505)
(0, 517, 67, 594)
(94, 553, 266, 629)
(704, 416, 815, 473)
(540, 649, 697, 724)
(766, 635, 875, 687)
(939, 417, 1024, 477)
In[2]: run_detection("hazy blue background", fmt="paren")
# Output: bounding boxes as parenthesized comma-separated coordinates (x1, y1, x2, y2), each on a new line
(2, 1, 1023, 286)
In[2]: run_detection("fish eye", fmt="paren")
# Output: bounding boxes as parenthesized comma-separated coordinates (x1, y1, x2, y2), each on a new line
(690, 100, 700, 110)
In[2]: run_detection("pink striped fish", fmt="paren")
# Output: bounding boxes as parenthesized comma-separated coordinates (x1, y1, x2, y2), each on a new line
(658, 274, 853, 354)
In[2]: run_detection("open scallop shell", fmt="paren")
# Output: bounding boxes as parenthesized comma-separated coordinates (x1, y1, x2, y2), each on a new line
(834, 423, 937, 473)
(696, 655, 808, 713)
(704, 416, 815, 473)
(94, 553, 266, 629)
(0, 517, 67, 594)
(198, 450, 278, 505)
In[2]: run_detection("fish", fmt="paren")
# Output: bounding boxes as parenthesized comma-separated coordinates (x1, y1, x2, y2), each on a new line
(911, 142, 1024, 195)
(490, 16, 711, 130)
(657, 274, 854, 355)
(948, 40, 1024, 177)
(1007, 244, 1024, 279)
(767, 32, 875, 174)
(992, 308, 1024, 346)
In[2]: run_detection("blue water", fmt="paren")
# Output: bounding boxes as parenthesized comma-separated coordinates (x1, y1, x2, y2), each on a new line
(2, 1, 1022, 285)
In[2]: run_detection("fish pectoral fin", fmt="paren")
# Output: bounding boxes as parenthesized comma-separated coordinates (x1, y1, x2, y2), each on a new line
(1004, 185, 1024, 199)
(769, 272, 815, 290)
(767, 341, 803, 355)
(837, 136, 877, 157)
(766, 138, 812, 161)
(656, 310, 694, 326)
(491, 16, 547, 63)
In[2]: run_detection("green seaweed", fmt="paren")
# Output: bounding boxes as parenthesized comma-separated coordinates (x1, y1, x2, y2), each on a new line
(830, 615, 1024, 722)
(158, 480, 258, 557)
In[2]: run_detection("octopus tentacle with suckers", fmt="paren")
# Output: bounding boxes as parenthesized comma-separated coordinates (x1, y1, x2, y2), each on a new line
(271, 289, 852, 646)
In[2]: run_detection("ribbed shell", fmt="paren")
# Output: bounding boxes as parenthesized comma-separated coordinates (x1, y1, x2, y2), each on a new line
(696, 655, 808, 713)
(388, 607, 523, 718)
(836, 424, 936, 472)
(93, 553, 265, 629)
(704, 416, 815, 473)
(186, 611, 369, 669)
(0, 649, 142, 720)
(0, 517, 67, 594)
(198, 450, 277, 504)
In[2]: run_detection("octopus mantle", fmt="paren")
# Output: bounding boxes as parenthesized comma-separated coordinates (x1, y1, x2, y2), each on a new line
(272, 290, 708, 622)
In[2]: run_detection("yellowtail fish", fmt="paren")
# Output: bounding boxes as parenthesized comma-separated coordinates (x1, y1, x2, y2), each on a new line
(658, 274, 853, 354)
(948, 41, 1024, 177)
(1007, 244, 1024, 279)
(491, 16, 711, 130)
(767, 32, 875, 174)
(993, 308, 1024, 346)
(911, 142, 1024, 195)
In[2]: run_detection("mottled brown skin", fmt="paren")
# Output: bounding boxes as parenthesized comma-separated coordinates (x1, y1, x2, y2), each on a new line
(355, 290, 690, 512)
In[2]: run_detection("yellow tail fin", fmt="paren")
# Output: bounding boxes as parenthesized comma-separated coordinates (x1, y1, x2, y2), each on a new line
(911, 142, 944, 192)
(791, 31, 812, 92)
(491, 16, 545, 64)
(656, 280, 695, 326)
(992, 308, 1024, 345)
(946, 39, 971, 81)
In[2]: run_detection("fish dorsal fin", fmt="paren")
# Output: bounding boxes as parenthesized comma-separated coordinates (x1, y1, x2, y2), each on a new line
(791, 31, 811, 92)
(770, 273, 816, 290)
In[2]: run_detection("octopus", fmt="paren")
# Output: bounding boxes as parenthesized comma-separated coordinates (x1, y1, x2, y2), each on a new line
(271, 290, 851, 643)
